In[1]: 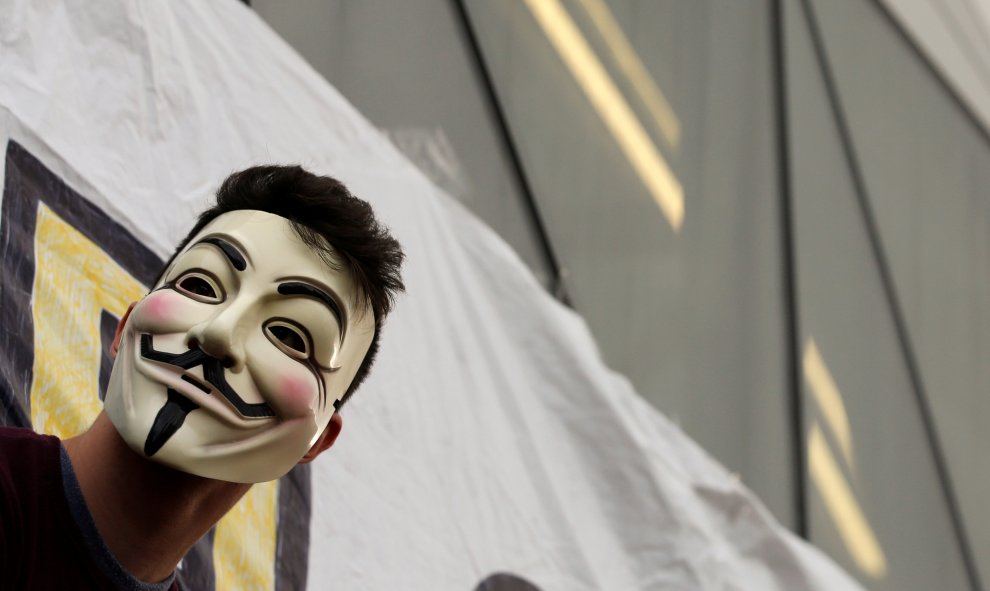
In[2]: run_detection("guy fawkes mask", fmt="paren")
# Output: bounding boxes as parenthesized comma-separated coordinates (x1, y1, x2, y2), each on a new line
(103, 210, 374, 483)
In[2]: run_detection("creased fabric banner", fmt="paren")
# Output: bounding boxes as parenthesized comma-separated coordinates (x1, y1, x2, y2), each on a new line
(0, 1, 863, 589)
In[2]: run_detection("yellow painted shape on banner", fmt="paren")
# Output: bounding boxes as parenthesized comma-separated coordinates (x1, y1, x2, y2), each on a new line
(31, 202, 278, 587)
(214, 479, 278, 590)
(30, 203, 146, 437)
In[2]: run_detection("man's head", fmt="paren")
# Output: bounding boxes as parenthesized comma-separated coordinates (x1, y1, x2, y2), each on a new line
(103, 166, 405, 483)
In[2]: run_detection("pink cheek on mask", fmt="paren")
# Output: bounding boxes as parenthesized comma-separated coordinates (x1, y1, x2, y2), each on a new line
(139, 291, 180, 324)
(277, 374, 318, 416)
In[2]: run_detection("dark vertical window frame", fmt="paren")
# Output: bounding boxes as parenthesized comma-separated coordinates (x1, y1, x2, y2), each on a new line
(771, 0, 808, 540)
(799, 0, 983, 588)
(450, 0, 572, 305)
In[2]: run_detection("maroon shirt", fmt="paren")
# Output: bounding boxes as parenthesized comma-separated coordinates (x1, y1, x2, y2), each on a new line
(0, 426, 179, 590)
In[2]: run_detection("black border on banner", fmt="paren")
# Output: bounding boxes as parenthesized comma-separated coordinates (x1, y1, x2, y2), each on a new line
(0, 140, 162, 426)
(0, 140, 311, 590)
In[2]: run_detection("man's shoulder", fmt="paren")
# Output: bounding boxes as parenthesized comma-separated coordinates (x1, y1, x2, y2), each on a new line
(0, 427, 68, 588)
(0, 426, 62, 490)
(0, 425, 60, 444)
(0, 426, 60, 461)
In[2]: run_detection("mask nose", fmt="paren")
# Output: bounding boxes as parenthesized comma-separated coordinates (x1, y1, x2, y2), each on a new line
(186, 308, 247, 372)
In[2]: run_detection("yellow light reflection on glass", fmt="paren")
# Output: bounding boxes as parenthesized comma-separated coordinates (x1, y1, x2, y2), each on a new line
(809, 424, 888, 578)
(804, 338, 854, 468)
(524, 0, 684, 231)
(575, 0, 681, 147)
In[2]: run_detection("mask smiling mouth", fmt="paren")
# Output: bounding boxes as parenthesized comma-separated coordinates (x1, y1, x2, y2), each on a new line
(138, 333, 275, 456)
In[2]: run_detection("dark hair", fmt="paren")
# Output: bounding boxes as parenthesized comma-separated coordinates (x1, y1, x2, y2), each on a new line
(161, 165, 405, 408)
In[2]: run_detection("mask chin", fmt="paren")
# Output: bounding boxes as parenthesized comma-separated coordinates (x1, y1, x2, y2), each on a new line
(103, 328, 324, 483)
(142, 411, 324, 484)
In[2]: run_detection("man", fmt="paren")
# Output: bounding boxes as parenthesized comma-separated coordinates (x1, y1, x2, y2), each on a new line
(0, 165, 405, 589)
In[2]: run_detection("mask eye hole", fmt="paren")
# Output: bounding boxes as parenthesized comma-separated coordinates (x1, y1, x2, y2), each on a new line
(265, 320, 311, 360)
(174, 271, 224, 303)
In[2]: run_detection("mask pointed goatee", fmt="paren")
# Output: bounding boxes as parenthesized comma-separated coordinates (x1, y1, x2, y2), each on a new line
(144, 388, 200, 457)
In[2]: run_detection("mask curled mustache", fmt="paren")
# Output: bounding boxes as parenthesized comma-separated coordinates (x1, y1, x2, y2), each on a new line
(138, 334, 275, 457)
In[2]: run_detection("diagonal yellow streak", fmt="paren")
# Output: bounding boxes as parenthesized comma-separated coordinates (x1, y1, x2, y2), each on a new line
(575, 0, 680, 147)
(525, 0, 684, 231)
(803, 338, 854, 469)
(809, 424, 888, 578)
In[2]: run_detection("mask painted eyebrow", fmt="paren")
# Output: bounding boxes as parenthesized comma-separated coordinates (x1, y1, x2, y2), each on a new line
(277, 281, 345, 336)
(197, 237, 247, 271)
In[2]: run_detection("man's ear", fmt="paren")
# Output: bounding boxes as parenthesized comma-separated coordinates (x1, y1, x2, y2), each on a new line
(299, 412, 343, 464)
(110, 302, 138, 360)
